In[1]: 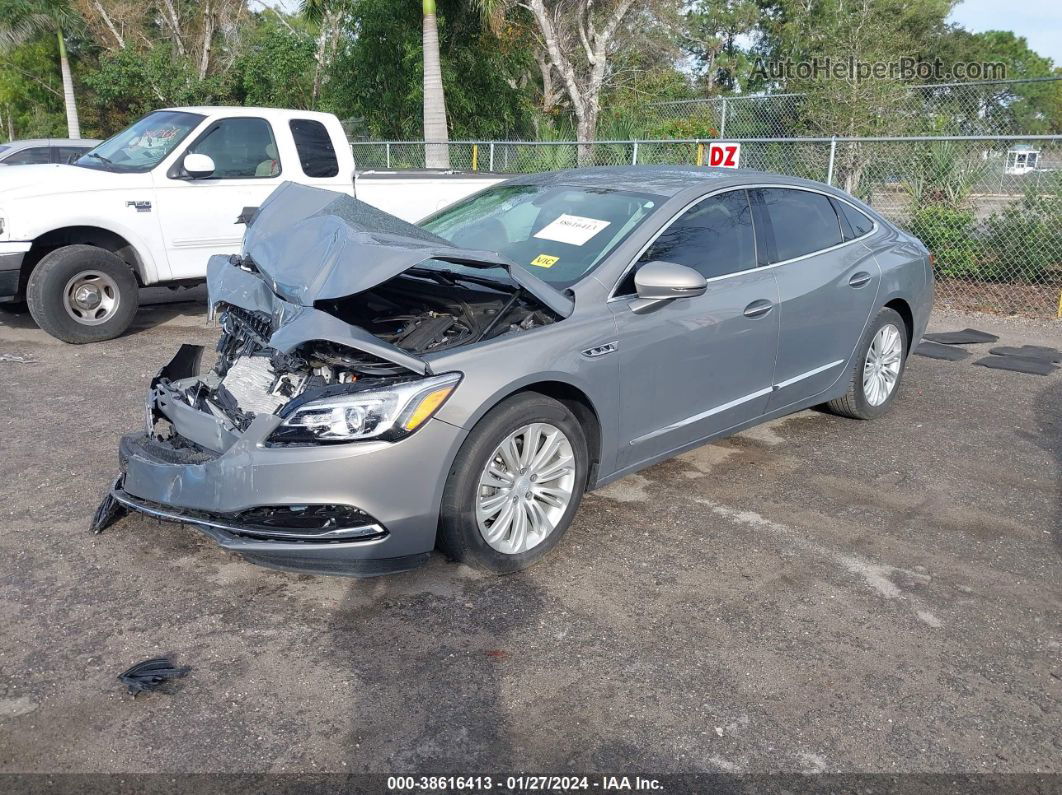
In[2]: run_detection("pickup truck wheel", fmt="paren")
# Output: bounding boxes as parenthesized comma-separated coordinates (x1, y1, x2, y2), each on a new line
(26, 245, 139, 343)
(437, 393, 588, 574)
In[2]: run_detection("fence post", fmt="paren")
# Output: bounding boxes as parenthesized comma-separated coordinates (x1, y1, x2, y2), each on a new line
(489, 142, 495, 172)
(720, 97, 727, 137)
(385, 142, 391, 169)
(472, 143, 478, 172)
(696, 141, 705, 167)
(826, 136, 837, 186)
(632, 140, 639, 165)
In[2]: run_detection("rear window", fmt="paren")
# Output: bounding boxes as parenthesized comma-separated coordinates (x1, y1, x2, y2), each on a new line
(290, 119, 339, 178)
(759, 188, 842, 262)
(838, 200, 874, 240)
(3, 146, 52, 165)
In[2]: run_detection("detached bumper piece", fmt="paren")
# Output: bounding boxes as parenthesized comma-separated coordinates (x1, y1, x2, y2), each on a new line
(92, 476, 430, 577)
(112, 485, 386, 542)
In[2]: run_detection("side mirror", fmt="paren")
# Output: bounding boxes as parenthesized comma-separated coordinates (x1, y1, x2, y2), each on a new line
(183, 153, 215, 179)
(630, 260, 707, 313)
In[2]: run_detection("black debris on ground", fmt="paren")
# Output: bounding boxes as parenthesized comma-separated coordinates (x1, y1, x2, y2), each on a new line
(915, 341, 972, 361)
(923, 328, 1000, 345)
(90, 490, 128, 534)
(973, 355, 1059, 376)
(988, 345, 1062, 363)
(118, 657, 191, 696)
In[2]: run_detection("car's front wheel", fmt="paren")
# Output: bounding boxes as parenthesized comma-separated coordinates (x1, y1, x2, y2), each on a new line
(826, 306, 908, 420)
(437, 393, 588, 574)
(26, 244, 139, 344)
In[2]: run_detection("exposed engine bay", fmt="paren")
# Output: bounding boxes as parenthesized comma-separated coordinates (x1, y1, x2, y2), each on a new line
(159, 269, 558, 434)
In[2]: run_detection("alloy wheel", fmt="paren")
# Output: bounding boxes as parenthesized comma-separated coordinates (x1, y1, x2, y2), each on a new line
(476, 422, 576, 555)
(863, 323, 902, 406)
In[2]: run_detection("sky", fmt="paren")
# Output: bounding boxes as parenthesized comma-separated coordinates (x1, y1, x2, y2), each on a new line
(948, 0, 1062, 65)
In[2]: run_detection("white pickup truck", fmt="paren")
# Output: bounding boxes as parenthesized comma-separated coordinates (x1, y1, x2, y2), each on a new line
(0, 106, 502, 342)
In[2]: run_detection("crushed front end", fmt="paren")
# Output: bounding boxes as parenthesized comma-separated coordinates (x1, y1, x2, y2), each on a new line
(92, 183, 566, 576)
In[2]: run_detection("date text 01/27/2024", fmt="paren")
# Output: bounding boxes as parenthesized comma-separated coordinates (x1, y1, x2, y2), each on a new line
(386, 775, 664, 791)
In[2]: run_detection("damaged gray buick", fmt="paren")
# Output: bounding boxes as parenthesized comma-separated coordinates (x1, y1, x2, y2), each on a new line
(93, 167, 933, 575)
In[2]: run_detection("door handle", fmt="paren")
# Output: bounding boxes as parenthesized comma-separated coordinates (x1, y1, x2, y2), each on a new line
(743, 299, 773, 318)
(849, 271, 872, 288)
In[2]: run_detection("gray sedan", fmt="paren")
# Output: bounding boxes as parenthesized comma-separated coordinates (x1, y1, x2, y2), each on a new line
(93, 167, 933, 576)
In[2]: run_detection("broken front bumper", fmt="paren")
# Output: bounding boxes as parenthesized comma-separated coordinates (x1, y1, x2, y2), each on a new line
(101, 347, 468, 577)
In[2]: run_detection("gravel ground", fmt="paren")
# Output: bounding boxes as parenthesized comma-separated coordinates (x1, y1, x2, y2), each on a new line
(1, 292, 1060, 777)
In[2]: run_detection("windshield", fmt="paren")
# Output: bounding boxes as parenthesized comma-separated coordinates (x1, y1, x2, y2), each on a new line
(419, 184, 662, 288)
(74, 110, 205, 173)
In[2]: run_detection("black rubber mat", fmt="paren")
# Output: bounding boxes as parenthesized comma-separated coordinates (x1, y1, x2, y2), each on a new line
(973, 356, 1058, 376)
(923, 328, 999, 345)
(915, 341, 971, 361)
(988, 345, 1062, 363)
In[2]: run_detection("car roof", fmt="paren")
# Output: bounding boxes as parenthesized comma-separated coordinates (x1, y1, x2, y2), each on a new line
(1, 138, 100, 148)
(160, 106, 338, 122)
(503, 165, 837, 198)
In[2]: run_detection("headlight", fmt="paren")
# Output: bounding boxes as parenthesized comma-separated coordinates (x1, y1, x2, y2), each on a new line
(269, 372, 461, 444)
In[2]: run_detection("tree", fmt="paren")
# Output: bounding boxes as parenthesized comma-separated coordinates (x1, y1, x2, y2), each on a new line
(0, 0, 82, 137)
(477, 0, 663, 163)
(328, 0, 534, 142)
(422, 0, 450, 167)
(686, 0, 758, 93)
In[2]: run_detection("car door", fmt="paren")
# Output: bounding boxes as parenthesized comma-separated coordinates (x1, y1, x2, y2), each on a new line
(152, 116, 286, 280)
(754, 187, 882, 412)
(610, 189, 780, 469)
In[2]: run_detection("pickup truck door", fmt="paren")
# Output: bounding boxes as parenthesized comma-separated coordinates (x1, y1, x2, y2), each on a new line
(152, 116, 286, 280)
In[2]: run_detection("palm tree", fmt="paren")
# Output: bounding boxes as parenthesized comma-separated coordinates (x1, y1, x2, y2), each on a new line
(422, 0, 450, 168)
(0, 0, 81, 138)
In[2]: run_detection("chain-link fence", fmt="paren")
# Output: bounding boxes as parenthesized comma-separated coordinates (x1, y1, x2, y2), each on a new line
(640, 77, 1062, 138)
(352, 134, 1062, 317)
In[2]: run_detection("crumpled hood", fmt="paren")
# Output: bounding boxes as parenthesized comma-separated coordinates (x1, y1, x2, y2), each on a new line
(242, 181, 574, 318)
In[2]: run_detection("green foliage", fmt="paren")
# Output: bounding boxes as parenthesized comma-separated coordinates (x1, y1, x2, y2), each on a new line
(232, 16, 317, 110)
(981, 183, 1062, 282)
(328, 0, 535, 140)
(82, 46, 235, 132)
(0, 34, 65, 138)
(909, 205, 979, 279)
(905, 140, 988, 206)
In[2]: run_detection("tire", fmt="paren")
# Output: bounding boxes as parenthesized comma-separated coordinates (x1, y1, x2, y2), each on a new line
(26, 244, 139, 343)
(437, 393, 589, 574)
(826, 307, 908, 420)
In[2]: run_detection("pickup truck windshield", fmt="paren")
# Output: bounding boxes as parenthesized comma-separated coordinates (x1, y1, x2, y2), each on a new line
(419, 184, 662, 288)
(74, 110, 204, 173)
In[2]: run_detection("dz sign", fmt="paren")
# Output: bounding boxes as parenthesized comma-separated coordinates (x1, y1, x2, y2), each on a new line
(708, 142, 741, 168)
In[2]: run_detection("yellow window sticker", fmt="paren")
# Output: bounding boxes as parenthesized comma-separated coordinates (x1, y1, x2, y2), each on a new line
(530, 254, 559, 268)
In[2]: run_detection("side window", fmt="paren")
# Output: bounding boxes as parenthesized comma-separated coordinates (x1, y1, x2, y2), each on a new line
(838, 200, 874, 240)
(759, 188, 842, 262)
(290, 119, 339, 178)
(183, 118, 280, 179)
(4, 147, 53, 165)
(619, 190, 756, 293)
(57, 146, 87, 164)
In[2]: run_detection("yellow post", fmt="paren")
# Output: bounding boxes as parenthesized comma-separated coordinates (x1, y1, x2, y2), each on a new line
(472, 144, 479, 172)
(696, 142, 705, 167)
(1057, 288, 1062, 318)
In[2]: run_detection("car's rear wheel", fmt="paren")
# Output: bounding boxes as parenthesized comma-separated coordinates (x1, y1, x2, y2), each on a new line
(437, 393, 588, 574)
(26, 244, 139, 343)
(826, 306, 908, 420)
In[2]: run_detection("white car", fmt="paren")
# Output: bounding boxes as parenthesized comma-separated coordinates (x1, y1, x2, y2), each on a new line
(0, 107, 501, 342)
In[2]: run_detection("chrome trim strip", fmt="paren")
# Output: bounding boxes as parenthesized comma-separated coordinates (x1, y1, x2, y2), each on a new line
(629, 386, 774, 445)
(628, 358, 846, 446)
(773, 359, 845, 389)
(609, 184, 879, 302)
(111, 489, 387, 544)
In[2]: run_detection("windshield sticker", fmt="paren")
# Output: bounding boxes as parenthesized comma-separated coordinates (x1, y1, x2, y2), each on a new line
(533, 214, 611, 246)
(530, 254, 559, 268)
